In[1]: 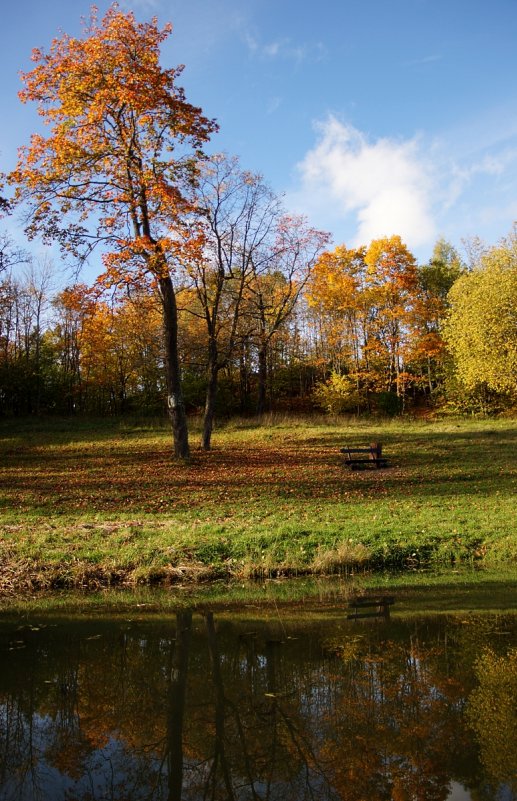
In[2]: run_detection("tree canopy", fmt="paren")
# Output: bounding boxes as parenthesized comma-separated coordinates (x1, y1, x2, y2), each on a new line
(445, 235, 517, 396)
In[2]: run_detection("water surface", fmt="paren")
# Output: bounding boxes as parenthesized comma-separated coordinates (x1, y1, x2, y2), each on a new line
(0, 607, 516, 800)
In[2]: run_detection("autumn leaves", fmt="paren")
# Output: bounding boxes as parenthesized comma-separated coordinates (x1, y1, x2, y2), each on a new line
(306, 236, 455, 413)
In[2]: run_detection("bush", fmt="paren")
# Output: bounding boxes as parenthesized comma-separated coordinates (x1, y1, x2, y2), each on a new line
(313, 372, 363, 414)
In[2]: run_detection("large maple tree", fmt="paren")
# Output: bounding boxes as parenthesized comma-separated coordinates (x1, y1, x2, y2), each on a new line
(9, 5, 217, 457)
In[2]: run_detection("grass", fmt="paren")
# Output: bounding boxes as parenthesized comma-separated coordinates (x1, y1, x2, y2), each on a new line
(0, 413, 516, 596)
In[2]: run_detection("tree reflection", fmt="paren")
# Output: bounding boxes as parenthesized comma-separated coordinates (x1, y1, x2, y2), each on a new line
(164, 610, 192, 800)
(466, 647, 517, 792)
(0, 614, 516, 800)
(320, 634, 471, 800)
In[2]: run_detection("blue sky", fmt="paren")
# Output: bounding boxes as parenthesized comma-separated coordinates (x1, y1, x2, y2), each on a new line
(2, 0, 517, 271)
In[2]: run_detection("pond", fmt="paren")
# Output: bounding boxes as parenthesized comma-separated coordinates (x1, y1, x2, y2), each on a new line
(0, 600, 516, 800)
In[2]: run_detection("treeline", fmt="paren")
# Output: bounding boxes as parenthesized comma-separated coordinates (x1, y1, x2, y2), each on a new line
(1, 225, 515, 420)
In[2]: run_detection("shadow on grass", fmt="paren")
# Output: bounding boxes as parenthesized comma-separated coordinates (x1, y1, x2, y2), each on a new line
(1, 420, 515, 517)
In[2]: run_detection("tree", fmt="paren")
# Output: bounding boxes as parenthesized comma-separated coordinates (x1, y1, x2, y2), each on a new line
(0, 233, 29, 277)
(0, 258, 54, 415)
(305, 245, 366, 373)
(364, 235, 418, 403)
(185, 155, 328, 440)
(410, 238, 465, 396)
(190, 154, 282, 449)
(306, 237, 420, 414)
(245, 216, 330, 416)
(49, 283, 166, 415)
(8, 5, 216, 457)
(50, 284, 95, 413)
(444, 232, 517, 399)
(305, 245, 368, 409)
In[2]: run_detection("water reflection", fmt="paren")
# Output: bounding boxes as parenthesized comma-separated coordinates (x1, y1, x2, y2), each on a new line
(0, 611, 516, 800)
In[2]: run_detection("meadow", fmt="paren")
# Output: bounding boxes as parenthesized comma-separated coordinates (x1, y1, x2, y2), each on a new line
(0, 415, 516, 595)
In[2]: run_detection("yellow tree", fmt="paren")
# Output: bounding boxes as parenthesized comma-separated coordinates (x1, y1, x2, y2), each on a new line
(444, 234, 517, 399)
(364, 235, 418, 402)
(306, 238, 420, 412)
(51, 284, 97, 412)
(8, 5, 216, 457)
(79, 299, 117, 410)
(305, 245, 370, 411)
(53, 284, 166, 414)
(305, 245, 366, 375)
(115, 289, 164, 412)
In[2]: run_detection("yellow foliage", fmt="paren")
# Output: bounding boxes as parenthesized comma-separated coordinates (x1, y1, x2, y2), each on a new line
(467, 648, 517, 786)
(445, 243, 517, 395)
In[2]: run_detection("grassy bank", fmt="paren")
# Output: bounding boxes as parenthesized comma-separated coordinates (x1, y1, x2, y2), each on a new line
(1, 567, 517, 618)
(0, 415, 516, 595)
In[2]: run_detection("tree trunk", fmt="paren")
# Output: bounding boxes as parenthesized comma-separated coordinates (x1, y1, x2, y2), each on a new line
(202, 338, 219, 451)
(159, 275, 190, 459)
(205, 612, 237, 800)
(239, 337, 251, 413)
(256, 343, 267, 417)
(167, 610, 192, 801)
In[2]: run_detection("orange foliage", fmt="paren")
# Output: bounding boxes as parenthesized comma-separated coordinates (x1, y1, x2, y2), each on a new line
(10, 4, 216, 282)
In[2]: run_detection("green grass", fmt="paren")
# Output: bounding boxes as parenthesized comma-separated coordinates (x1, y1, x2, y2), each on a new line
(0, 414, 516, 595)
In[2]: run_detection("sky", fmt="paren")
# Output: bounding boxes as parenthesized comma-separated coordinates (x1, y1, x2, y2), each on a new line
(2, 0, 517, 276)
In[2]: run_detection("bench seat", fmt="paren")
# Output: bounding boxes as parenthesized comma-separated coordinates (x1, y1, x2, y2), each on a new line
(340, 442, 388, 469)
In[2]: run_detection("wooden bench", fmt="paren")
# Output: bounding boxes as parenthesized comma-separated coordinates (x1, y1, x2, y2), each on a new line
(347, 595, 395, 620)
(340, 441, 388, 469)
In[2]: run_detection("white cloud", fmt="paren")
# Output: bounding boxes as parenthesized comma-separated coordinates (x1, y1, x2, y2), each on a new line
(244, 33, 326, 64)
(443, 149, 517, 210)
(266, 96, 282, 115)
(403, 53, 443, 67)
(263, 41, 281, 57)
(293, 117, 436, 250)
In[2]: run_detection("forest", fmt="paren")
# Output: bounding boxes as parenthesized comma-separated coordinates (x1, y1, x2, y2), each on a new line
(1, 224, 516, 425)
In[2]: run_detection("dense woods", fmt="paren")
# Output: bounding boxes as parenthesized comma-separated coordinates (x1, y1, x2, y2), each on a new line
(1, 6, 516, 431)
(0, 226, 515, 421)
